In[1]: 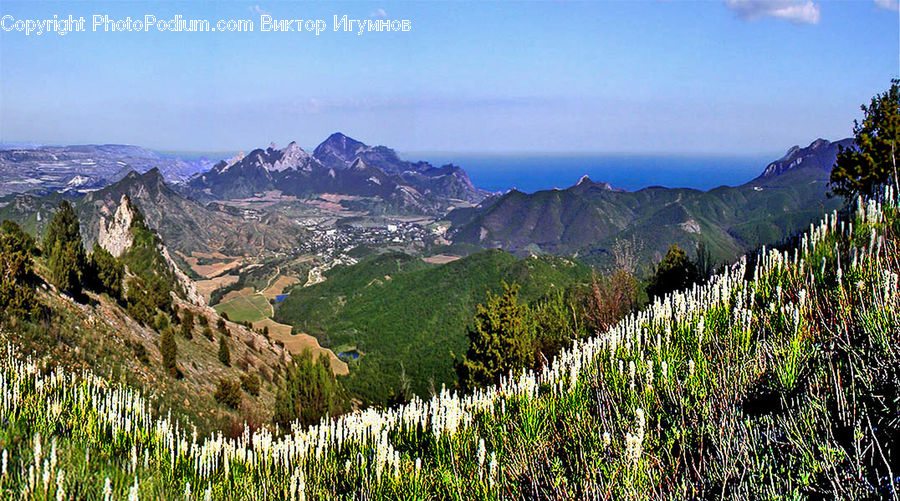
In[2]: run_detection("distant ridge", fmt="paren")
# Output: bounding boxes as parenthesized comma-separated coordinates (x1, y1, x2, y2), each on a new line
(447, 138, 852, 268)
(186, 132, 488, 213)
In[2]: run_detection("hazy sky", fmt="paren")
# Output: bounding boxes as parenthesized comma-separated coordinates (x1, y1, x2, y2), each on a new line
(0, 0, 897, 153)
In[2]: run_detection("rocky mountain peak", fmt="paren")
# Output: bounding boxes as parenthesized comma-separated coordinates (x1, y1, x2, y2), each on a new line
(758, 138, 853, 178)
(313, 132, 368, 169)
(271, 141, 311, 171)
(98, 194, 136, 258)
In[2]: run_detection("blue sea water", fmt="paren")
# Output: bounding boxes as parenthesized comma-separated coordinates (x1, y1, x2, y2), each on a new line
(409, 152, 779, 193)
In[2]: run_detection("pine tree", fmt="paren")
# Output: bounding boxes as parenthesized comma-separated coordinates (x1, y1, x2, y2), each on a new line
(830, 81, 900, 199)
(214, 378, 241, 409)
(273, 350, 346, 427)
(218, 335, 230, 366)
(44, 201, 86, 295)
(647, 244, 700, 300)
(0, 220, 40, 320)
(456, 282, 534, 390)
(90, 243, 123, 299)
(180, 310, 194, 340)
(160, 327, 177, 377)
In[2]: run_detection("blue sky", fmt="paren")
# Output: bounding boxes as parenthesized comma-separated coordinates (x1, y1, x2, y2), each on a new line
(0, 0, 897, 153)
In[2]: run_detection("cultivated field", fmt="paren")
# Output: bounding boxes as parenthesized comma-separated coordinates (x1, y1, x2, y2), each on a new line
(212, 287, 271, 324)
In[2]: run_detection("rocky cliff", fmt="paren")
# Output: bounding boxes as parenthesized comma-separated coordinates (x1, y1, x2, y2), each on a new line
(97, 194, 136, 258)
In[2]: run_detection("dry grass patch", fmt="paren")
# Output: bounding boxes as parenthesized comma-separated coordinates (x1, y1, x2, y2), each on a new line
(260, 319, 349, 376)
(196, 274, 239, 303)
(423, 254, 461, 264)
(261, 275, 300, 300)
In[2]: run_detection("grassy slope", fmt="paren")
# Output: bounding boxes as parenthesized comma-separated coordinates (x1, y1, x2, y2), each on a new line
(275, 249, 592, 402)
(1, 249, 290, 436)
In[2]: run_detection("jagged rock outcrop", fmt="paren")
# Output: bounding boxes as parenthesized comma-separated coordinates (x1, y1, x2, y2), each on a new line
(758, 138, 854, 178)
(98, 194, 136, 258)
(98, 193, 207, 308)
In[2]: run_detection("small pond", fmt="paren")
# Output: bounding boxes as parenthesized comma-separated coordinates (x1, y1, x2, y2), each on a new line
(337, 350, 360, 361)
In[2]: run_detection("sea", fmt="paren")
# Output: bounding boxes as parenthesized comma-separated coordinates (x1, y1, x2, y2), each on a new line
(408, 152, 780, 193)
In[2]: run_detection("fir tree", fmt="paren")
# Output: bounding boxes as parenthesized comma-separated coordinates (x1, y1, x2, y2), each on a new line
(218, 335, 231, 366)
(44, 201, 86, 295)
(456, 282, 534, 390)
(160, 327, 177, 377)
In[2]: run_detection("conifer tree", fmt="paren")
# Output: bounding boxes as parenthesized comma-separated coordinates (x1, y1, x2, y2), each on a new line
(647, 244, 699, 300)
(44, 201, 86, 295)
(830, 81, 900, 199)
(218, 335, 231, 366)
(273, 351, 346, 427)
(160, 327, 177, 376)
(90, 243, 123, 299)
(456, 282, 534, 390)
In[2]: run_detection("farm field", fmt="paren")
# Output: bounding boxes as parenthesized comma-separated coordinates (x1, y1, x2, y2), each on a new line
(212, 287, 271, 324)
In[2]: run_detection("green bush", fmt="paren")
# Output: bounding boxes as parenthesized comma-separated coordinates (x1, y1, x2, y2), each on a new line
(456, 282, 534, 390)
(273, 350, 346, 427)
(89, 243, 123, 299)
(214, 378, 241, 409)
(160, 327, 177, 377)
(43, 201, 86, 296)
(240, 373, 260, 397)
(218, 336, 230, 366)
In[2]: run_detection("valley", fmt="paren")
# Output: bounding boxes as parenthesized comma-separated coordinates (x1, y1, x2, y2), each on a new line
(0, 133, 858, 409)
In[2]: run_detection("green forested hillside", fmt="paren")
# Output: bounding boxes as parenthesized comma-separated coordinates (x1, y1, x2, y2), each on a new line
(275, 250, 592, 402)
(448, 139, 851, 269)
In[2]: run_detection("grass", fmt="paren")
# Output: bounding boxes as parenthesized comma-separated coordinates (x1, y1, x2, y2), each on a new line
(213, 290, 271, 324)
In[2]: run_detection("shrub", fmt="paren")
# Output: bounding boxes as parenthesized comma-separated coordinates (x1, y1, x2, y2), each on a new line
(240, 373, 260, 397)
(218, 336, 231, 366)
(0, 220, 40, 321)
(456, 282, 534, 390)
(89, 243, 123, 299)
(647, 244, 699, 300)
(273, 350, 346, 427)
(584, 270, 643, 333)
(160, 327, 177, 377)
(180, 310, 194, 340)
(214, 378, 241, 409)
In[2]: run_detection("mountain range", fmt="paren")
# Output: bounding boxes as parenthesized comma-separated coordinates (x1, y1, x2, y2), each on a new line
(446, 138, 853, 268)
(185, 133, 487, 213)
(0, 143, 211, 197)
(0, 134, 853, 275)
(0, 168, 305, 257)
